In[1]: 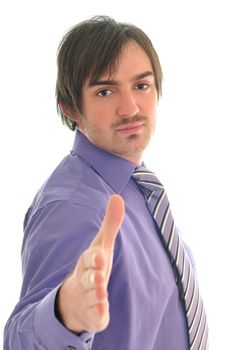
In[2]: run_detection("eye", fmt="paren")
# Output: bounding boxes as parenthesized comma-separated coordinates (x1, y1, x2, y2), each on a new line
(136, 83, 150, 90)
(97, 89, 112, 97)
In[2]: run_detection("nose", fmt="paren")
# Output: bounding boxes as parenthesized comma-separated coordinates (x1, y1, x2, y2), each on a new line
(117, 91, 139, 118)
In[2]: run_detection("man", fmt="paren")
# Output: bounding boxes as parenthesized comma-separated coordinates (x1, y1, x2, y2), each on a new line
(4, 16, 208, 349)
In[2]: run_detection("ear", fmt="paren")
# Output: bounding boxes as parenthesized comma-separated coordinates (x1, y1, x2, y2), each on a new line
(59, 102, 82, 124)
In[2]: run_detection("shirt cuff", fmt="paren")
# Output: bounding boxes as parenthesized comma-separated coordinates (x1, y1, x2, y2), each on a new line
(34, 285, 95, 349)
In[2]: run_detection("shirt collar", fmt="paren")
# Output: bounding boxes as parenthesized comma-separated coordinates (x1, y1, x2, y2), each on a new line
(72, 130, 137, 193)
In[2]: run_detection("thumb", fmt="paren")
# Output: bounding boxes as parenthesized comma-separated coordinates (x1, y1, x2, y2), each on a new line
(92, 194, 125, 251)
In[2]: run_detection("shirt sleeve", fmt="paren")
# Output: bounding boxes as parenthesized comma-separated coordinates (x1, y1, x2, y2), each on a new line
(4, 200, 104, 349)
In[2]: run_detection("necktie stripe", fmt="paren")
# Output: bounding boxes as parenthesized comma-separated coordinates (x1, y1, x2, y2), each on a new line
(190, 307, 206, 349)
(187, 279, 199, 317)
(160, 205, 170, 234)
(183, 261, 191, 294)
(180, 248, 185, 277)
(188, 288, 199, 326)
(188, 288, 200, 326)
(200, 315, 208, 348)
(167, 221, 176, 250)
(153, 194, 169, 227)
(176, 242, 185, 276)
(140, 179, 163, 188)
(181, 252, 187, 284)
(169, 224, 179, 260)
(139, 181, 163, 191)
(174, 232, 180, 262)
(185, 268, 195, 308)
(135, 171, 162, 186)
(191, 297, 203, 330)
(190, 300, 204, 343)
(151, 189, 166, 218)
(147, 190, 153, 201)
(133, 167, 208, 349)
(198, 323, 208, 350)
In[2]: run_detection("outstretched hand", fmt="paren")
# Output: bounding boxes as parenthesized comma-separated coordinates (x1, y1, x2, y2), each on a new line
(57, 194, 125, 333)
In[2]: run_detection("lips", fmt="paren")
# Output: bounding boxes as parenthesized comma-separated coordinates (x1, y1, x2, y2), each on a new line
(116, 123, 144, 134)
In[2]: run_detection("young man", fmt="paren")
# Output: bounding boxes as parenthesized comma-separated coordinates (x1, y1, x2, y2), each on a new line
(4, 16, 208, 349)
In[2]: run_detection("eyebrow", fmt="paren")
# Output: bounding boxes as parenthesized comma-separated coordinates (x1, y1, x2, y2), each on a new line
(88, 71, 154, 87)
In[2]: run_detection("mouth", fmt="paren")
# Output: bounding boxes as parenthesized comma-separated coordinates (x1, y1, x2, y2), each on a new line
(116, 123, 145, 134)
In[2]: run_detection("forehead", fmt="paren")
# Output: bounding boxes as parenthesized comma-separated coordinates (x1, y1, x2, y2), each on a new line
(88, 42, 153, 85)
(109, 42, 152, 76)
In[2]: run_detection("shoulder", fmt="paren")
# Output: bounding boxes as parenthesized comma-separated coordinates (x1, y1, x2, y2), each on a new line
(22, 153, 112, 269)
(27, 153, 113, 220)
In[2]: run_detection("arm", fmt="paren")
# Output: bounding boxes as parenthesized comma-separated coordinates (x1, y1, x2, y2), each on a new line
(4, 196, 124, 349)
(4, 200, 97, 349)
(4, 285, 92, 350)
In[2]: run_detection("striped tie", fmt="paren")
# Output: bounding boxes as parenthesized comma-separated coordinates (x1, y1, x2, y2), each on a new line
(133, 167, 209, 350)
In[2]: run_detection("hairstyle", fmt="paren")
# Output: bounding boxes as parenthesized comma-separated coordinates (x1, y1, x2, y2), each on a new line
(56, 16, 163, 130)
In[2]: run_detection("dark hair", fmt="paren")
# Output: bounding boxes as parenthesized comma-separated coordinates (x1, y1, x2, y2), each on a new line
(56, 16, 163, 130)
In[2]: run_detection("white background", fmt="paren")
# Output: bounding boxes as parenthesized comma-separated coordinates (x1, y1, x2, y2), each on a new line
(0, 0, 231, 348)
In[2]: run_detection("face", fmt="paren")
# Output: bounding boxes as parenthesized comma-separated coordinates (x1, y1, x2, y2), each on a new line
(75, 42, 158, 164)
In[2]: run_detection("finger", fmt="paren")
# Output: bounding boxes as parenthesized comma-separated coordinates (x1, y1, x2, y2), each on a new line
(83, 248, 105, 270)
(86, 302, 109, 332)
(81, 269, 105, 290)
(85, 287, 108, 308)
(92, 194, 125, 251)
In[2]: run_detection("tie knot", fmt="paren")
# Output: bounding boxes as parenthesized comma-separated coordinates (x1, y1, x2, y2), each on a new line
(132, 167, 163, 192)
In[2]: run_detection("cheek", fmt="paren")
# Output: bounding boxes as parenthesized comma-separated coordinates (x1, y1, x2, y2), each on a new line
(140, 93, 157, 111)
(90, 107, 113, 126)
(145, 104, 157, 119)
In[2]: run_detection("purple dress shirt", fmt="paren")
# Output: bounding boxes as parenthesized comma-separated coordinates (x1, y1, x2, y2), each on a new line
(4, 130, 188, 349)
